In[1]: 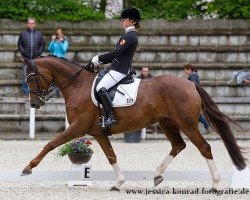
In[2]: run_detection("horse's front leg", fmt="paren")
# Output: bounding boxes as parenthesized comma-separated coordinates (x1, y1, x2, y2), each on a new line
(22, 125, 84, 175)
(94, 135, 125, 191)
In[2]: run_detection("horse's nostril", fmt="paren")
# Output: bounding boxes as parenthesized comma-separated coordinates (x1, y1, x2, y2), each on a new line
(31, 104, 36, 108)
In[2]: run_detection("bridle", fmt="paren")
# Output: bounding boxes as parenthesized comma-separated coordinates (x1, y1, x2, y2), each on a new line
(26, 60, 50, 105)
(26, 58, 93, 104)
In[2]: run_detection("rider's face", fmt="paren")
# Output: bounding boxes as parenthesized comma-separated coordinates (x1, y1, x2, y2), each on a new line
(121, 18, 133, 29)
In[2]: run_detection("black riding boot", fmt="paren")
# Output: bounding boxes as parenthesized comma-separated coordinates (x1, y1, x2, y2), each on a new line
(97, 87, 117, 128)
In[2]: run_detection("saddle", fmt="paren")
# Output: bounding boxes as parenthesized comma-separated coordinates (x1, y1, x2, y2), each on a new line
(91, 68, 141, 135)
(93, 68, 137, 105)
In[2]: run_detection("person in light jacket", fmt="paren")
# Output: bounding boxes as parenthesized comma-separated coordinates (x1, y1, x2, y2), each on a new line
(48, 28, 69, 58)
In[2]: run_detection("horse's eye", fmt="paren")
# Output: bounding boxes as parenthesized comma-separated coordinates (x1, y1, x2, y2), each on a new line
(28, 77, 35, 83)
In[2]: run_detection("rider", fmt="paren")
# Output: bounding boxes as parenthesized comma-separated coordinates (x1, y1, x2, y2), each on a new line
(91, 7, 141, 128)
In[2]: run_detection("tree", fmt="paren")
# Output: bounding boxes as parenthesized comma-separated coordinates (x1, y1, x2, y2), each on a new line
(126, 0, 204, 20)
(207, 0, 250, 19)
(124, 0, 250, 19)
(0, 0, 105, 22)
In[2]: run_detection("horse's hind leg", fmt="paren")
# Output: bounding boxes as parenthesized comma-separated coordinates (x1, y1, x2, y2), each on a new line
(94, 135, 125, 191)
(179, 120, 220, 190)
(154, 118, 186, 186)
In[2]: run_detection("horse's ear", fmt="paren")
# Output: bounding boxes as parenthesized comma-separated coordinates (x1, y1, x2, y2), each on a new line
(20, 57, 24, 64)
(20, 57, 31, 66)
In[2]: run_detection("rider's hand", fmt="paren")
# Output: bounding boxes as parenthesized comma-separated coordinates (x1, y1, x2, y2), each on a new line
(91, 55, 99, 66)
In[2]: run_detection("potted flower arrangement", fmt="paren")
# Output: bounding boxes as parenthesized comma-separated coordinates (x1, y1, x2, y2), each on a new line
(58, 137, 94, 164)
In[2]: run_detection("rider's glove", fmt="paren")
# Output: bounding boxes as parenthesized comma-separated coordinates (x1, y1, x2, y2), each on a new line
(91, 55, 99, 66)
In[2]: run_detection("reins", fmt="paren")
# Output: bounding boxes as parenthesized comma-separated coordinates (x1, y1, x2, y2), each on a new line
(45, 66, 85, 101)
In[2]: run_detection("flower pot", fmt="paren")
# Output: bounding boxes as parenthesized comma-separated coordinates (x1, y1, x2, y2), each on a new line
(124, 130, 142, 143)
(68, 153, 92, 164)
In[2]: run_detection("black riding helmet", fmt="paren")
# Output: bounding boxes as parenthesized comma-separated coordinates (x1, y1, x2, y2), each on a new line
(121, 7, 141, 22)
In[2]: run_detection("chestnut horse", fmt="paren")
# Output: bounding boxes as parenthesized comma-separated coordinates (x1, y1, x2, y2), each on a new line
(22, 56, 246, 191)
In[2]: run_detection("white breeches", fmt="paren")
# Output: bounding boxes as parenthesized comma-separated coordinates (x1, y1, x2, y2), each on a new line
(96, 70, 126, 92)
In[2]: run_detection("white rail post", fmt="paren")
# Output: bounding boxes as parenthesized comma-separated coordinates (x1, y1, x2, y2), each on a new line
(65, 113, 69, 129)
(141, 128, 146, 139)
(29, 107, 35, 139)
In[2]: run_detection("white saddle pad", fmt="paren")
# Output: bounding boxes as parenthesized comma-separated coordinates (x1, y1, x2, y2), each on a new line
(91, 77, 141, 107)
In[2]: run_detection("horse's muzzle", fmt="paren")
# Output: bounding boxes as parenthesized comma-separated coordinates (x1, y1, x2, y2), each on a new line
(30, 103, 40, 109)
(30, 98, 41, 109)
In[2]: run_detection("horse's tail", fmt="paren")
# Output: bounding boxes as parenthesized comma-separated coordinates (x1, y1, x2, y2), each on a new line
(195, 84, 247, 170)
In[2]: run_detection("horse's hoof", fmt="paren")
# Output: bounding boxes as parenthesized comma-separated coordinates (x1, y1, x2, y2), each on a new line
(154, 175, 164, 186)
(110, 186, 120, 191)
(21, 169, 32, 176)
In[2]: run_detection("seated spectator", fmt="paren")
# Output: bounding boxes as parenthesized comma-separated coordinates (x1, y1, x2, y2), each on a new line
(137, 67, 154, 79)
(227, 70, 250, 85)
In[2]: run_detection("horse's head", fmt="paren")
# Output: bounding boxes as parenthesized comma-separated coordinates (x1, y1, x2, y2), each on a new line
(21, 58, 52, 109)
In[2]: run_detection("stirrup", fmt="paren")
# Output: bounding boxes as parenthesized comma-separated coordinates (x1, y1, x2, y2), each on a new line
(99, 116, 117, 128)
(104, 117, 117, 127)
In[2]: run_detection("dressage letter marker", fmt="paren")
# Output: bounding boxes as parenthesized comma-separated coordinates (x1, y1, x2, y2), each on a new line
(69, 164, 92, 187)
(83, 165, 92, 179)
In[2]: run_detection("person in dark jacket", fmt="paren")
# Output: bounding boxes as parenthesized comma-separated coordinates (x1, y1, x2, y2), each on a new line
(91, 7, 141, 128)
(137, 66, 156, 138)
(137, 67, 154, 79)
(184, 64, 200, 84)
(184, 64, 210, 134)
(17, 17, 45, 96)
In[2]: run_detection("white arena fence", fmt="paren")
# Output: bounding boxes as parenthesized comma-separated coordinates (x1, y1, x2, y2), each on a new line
(29, 107, 69, 139)
(0, 164, 249, 189)
(29, 107, 147, 139)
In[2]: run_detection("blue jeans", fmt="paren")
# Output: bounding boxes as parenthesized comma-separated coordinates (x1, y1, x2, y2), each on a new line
(199, 114, 209, 129)
(22, 65, 29, 95)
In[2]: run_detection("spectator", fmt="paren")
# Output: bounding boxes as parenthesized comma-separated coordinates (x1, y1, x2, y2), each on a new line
(17, 17, 45, 96)
(184, 64, 210, 134)
(48, 28, 69, 97)
(227, 70, 250, 85)
(137, 66, 154, 79)
(137, 66, 157, 138)
(184, 64, 200, 84)
(48, 28, 69, 58)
